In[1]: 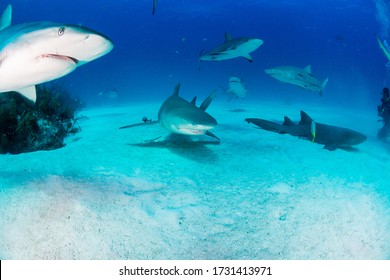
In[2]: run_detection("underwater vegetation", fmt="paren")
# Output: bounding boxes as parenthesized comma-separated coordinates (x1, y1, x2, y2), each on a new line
(0, 84, 83, 154)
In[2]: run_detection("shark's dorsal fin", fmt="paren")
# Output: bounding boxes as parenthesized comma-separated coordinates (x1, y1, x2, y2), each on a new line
(299, 111, 313, 125)
(283, 116, 296, 126)
(224, 33, 232, 42)
(304, 65, 312, 73)
(0, 4, 12, 31)
(173, 83, 181, 96)
(191, 96, 197, 105)
(16, 85, 36, 103)
(199, 90, 216, 111)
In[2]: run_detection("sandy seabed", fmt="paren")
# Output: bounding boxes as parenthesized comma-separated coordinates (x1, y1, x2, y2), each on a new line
(0, 100, 389, 259)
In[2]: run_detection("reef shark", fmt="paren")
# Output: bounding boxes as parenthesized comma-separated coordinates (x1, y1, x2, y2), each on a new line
(376, 34, 390, 61)
(119, 83, 219, 140)
(200, 33, 263, 62)
(0, 4, 113, 103)
(245, 111, 367, 151)
(265, 65, 328, 96)
(222, 76, 248, 102)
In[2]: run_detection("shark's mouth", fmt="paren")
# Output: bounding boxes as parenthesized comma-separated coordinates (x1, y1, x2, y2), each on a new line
(40, 54, 79, 64)
(176, 124, 214, 135)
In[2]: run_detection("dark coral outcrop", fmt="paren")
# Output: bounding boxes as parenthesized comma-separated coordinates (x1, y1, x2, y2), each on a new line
(0, 84, 83, 154)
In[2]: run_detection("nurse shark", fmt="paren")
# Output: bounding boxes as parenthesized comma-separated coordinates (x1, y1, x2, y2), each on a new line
(245, 111, 367, 151)
(0, 4, 113, 103)
(120, 83, 219, 140)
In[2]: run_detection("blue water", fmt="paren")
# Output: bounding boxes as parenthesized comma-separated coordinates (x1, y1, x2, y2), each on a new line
(8, 0, 388, 107)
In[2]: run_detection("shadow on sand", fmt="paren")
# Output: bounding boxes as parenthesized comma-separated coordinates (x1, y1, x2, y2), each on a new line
(128, 134, 220, 163)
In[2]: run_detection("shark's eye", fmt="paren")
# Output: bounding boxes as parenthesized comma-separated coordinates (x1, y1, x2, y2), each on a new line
(58, 27, 65, 36)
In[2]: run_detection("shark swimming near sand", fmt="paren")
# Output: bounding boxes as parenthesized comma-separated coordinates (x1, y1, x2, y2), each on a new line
(265, 65, 328, 96)
(221, 76, 248, 102)
(0, 4, 113, 103)
(245, 111, 367, 151)
(200, 33, 263, 63)
(119, 83, 219, 140)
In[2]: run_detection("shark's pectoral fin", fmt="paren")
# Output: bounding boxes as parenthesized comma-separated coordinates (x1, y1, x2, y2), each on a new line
(242, 53, 253, 62)
(0, 4, 12, 32)
(205, 131, 220, 141)
(119, 120, 159, 129)
(16, 85, 36, 103)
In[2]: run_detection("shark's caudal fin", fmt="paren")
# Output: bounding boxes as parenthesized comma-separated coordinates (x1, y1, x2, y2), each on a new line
(299, 111, 313, 125)
(17, 86, 36, 103)
(376, 34, 390, 61)
(0, 4, 12, 31)
(199, 90, 216, 111)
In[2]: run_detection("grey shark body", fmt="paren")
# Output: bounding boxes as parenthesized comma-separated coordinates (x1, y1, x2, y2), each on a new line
(265, 65, 328, 96)
(120, 83, 219, 140)
(0, 4, 113, 102)
(245, 111, 366, 151)
(200, 33, 263, 62)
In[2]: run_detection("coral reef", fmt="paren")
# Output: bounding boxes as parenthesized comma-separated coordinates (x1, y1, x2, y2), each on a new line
(0, 84, 83, 154)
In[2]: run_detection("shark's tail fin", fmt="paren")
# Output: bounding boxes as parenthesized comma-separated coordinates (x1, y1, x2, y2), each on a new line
(320, 77, 328, 96)
(200, 90, 216, 111)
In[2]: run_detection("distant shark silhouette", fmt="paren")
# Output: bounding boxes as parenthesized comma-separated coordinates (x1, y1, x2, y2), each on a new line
(245, 111, 367, 151)
(265, 65, 328, 96)
(200, 33, 263, 63)
(119, 83, 219, 140)
(221, 76, 248, 102)
(152, 0, 158, 15)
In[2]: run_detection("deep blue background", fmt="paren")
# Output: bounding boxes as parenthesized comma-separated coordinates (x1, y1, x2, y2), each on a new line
(5, 0, 389, 108)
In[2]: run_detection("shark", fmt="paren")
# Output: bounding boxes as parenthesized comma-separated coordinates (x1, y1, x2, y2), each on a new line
(265, 65, 328, 96)
(200, 33, 263, 62)
(221, 76, 248, 102)
(245, 111, 367, 151)
(119, 83, 219, 140)
(376, 34, 390, 61)
(0, 4, 113, 103)
(152, 0, 158, 15)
